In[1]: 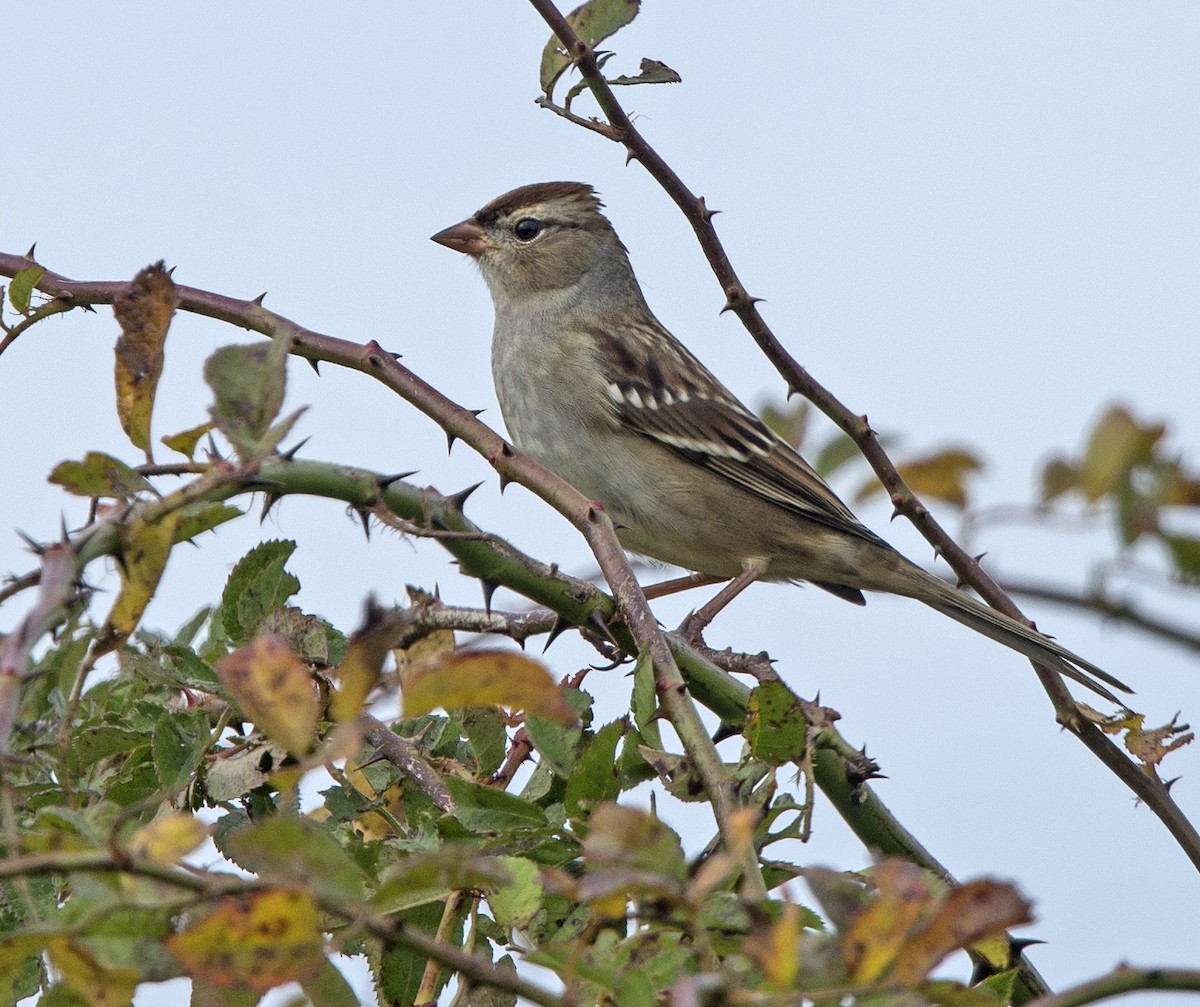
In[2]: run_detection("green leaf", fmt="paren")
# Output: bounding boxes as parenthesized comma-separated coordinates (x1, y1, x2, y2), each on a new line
(539, 0, 640, 98)
(629, 648, 662, 748)
(223, 817, 367, 900)
(152, 710, 209, 796)
(49, 451, 154, 498)
(526, 687, 590, 777)
(564, 718, 626, 820)
(813, 430, 863, 479)
(376, 902, 454, 1006)
(173, 502, 242, 544)
(462, 706, 508, 777)
(203, 335, 298, 459)
(744, 681, 808, 765)
(1164, 533, 1200, 579)
(160, 420, 216, 459)
(8, 265, 45, 313)
(1078, 405, 1164, 501)
(487, 856, 543, 930)
(613, 968, 657, 1007)
(445, 778, 549, 832)
(298, 958, 362, 1007)
(220, 539, 301, 645)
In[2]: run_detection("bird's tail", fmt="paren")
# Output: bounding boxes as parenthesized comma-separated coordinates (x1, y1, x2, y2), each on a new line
(905, 567, 1132, 704)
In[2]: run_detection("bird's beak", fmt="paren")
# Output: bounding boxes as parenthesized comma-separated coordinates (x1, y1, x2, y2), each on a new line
(430, 218, 490, 257)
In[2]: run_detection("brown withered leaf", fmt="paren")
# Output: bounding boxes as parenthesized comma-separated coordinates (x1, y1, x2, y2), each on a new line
(114, 261, 176, 461)
(890, 879, 1032, 984)
(331, 601, 404, 722)
(403, 650, 576, 725)
(216, 635, 320, 757)
(1124, 712, 1194, 773)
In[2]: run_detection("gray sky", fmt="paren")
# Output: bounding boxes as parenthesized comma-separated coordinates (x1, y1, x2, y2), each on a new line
(4, 4, 1199, 1004)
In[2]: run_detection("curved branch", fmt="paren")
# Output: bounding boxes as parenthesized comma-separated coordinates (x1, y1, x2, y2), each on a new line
(1025, 965, 1200, 1007)
(520, 4, 1200, 874)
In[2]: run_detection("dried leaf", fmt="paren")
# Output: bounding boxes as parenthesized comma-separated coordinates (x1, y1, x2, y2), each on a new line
(166, 889, 325, 991)
(890, 880, 1032, 983)
(743, 901, 802, 989)
(402, 649, 576, 725)
(844, 860, 935, 982)
(1124, 712, 1193, 771)
(113, 261, 177, 460)
(539, 0, 640, 98)
(216, 635, 320, 757)
(331, 601, 401, 722)
(610, 57, 682, 86)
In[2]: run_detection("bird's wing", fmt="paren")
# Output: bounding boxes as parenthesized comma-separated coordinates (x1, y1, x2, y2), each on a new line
(585, 318, 883, 546)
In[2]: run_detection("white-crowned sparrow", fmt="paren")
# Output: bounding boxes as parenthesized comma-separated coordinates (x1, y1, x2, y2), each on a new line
(432, 181, 1129, 702)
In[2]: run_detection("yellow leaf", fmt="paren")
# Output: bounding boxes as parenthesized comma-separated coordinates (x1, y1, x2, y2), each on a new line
(402, 650, 576, 725)
(161, 420, 216, 460)
(1124, 713, 1194, 771)
(1078, 405, 1164, 501)
(844, 860, 934, 983)
(130, 812, 209, 864)
(97, 510, 181, 654)
(331, 602, 400, 722)
(113, 261, 177, 460)
(216, 635, 320, 757)
(47, 938, 139, 1007)
(166, 889, 325, 991)
(855, 448, 983, 509)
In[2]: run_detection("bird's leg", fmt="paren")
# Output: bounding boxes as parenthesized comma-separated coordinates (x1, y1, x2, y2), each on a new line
(677, 566, 762, 641)
(642, 572, 726, 600)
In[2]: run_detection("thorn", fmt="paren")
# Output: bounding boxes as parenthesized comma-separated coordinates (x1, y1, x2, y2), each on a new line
(470, 408, 485, 418)
(16, 530, 45, 556)
(585, 500, 606, 523)
(697, 196, 721, 223)
(206, 433, 225, 461)
(973, 551, 989, 563)
(720, 285, 746, 314)
(355, 508, 371, 540)
(498, 474, 512, 494)
(379, 471, 418, 489)
(890, 498, 904, 522)
(25, 243, 38, 261)
(1164, 775, 1181, 794)
(1010, 938, 1047, 954)
(280, 436, 311, 461)
(357, 748, 388, 770)
(446, 430, 458, 452)
(586, 609, 620, 647)
(480, 579, 500, 615)
(712, 721, 739, 743)
(450, 481, 484, 511)
(543, 615, 572, 652)
(259, 492, 282, 523)
(306, 357, 321, 375)
(252, 291, 268, 305)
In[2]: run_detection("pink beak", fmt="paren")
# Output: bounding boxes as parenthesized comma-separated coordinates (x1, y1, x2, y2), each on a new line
(431, 218, 490, 257)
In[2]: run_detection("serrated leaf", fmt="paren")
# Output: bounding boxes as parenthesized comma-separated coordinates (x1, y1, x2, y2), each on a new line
(403, 650, 576, 725)
(8, 265, 45, 313)
(745, 680, 808, 765)
(488, 857, 543, 930)
(564, 718, 626, 819)
(629, 647, 662, 748)
(445, 778, 548, 832)
(373, 848, 513, 914)
(224, 817, 367, 900)
(161, 420, 216, 459)
(540, 0, 640, 98)
(49, 451, 153, 498)
(166, 889, 325, 992)
(610, 57, 681, 86)
(113, 261, 176, 459)
(203, 334, 294, 460)
(220, 539, 301, 645)
(216, 635, 319, 757)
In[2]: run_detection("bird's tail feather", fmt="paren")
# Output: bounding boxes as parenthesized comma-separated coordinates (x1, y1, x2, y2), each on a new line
(911, 571, 1132, 703)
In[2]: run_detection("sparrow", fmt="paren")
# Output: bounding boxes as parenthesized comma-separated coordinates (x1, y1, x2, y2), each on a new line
(432, 181, 1129, 702)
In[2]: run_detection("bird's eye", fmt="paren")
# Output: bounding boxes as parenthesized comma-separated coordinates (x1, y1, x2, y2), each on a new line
(513, 218, 542, 241)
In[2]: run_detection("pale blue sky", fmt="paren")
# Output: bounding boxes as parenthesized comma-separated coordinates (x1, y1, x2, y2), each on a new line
(4, 4, 1198, 1004)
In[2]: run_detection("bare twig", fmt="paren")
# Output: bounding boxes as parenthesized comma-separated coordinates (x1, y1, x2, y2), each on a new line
(1025, 965, 1200, 1007)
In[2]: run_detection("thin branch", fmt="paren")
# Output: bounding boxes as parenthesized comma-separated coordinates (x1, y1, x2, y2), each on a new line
(359, 714, 455, 814)
(1025, 965, 1200, 1007)
(520, 3, 1200, 873)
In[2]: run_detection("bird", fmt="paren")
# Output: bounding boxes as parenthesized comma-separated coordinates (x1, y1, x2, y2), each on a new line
(431, 181, 1130, 703)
